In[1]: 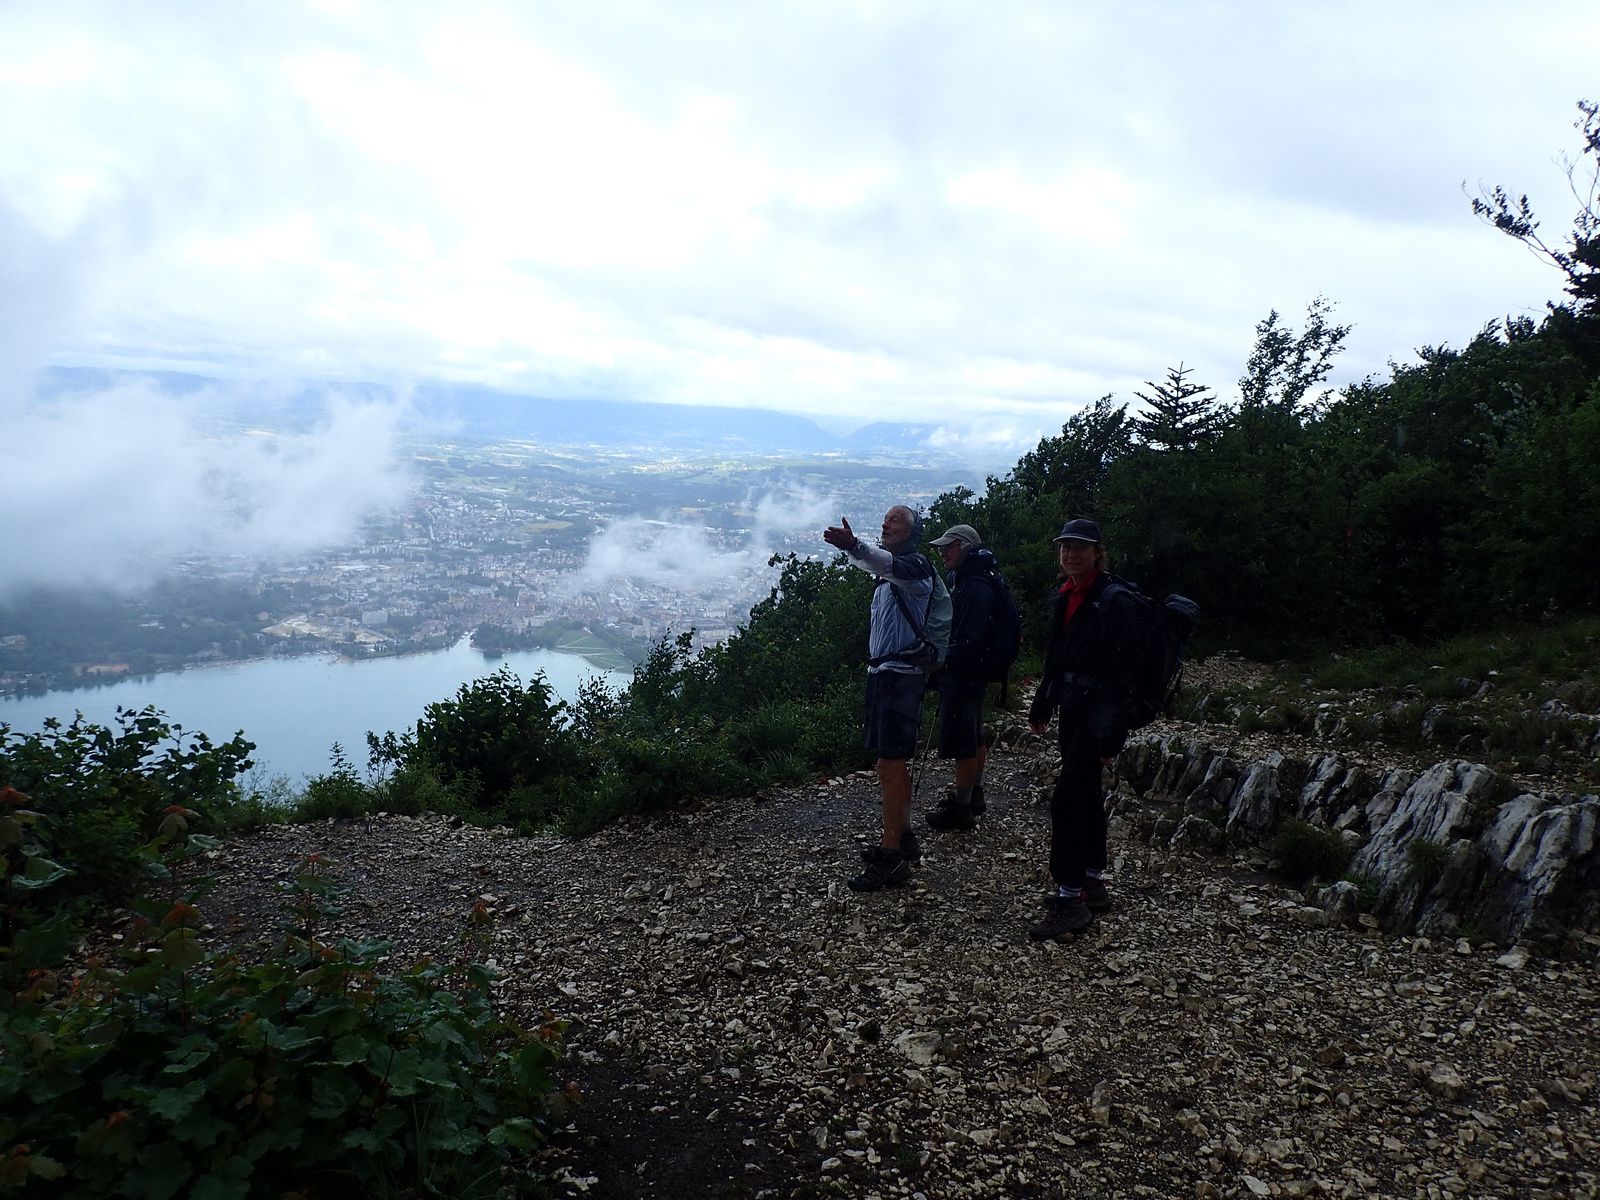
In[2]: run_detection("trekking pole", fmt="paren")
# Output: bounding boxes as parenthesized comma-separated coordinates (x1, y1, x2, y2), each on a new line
(910, 680, 942, 800)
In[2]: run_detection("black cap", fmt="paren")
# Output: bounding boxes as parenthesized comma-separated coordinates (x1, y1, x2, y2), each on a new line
(1052, 518, 1102, 544)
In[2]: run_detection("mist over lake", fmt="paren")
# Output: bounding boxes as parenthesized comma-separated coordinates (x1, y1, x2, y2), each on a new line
(0, 639, 630, 783)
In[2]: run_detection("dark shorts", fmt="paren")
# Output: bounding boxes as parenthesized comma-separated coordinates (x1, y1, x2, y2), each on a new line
(864, 669, 925, 760)
(937, 676, 986, 759)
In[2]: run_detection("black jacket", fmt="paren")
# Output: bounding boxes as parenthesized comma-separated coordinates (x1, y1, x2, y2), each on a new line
(1028, 572, 1142, 757)
(943, 548, 1000, 682)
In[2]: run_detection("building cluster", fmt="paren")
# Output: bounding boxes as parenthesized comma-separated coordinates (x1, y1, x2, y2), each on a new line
(2, 442, 963, 693)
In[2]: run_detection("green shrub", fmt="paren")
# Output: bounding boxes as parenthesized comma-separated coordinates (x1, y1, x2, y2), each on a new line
(1270, 818, 1353, 882)
(0, 709, 253, 913)
(1343, 871, 1382, 912)
(559, 775, 638, 838)
(297, 743, 373, 822)
(378, 761, 472, 819)
(372, 668, 584, 814)
(1406, 837, 1451, 891)
(0, 831, 564, 1198)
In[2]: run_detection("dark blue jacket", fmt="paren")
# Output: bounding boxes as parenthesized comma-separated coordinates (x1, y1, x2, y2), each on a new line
(943, 548, 1000, 682)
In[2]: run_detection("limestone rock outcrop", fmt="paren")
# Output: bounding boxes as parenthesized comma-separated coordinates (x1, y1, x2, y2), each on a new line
(1117, 733, 1600, 945)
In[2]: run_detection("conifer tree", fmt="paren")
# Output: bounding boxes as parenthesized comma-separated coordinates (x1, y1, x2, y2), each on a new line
(1132, 363, 1223, 451)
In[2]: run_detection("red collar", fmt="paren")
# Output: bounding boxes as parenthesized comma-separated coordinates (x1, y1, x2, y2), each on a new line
(1060, 569, 1101, 626)
(1060, 569, 1102, 595)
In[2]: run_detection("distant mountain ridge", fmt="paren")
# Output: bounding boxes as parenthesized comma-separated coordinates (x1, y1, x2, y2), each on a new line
(39, 367, 962, 461)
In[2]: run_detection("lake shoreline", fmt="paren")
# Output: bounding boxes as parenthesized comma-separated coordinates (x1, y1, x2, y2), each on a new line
(1, 641, 632, 781)
(2, 635, 637, 704)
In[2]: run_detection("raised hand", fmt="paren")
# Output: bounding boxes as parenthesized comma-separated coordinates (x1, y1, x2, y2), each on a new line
(822, 516, 859, 551)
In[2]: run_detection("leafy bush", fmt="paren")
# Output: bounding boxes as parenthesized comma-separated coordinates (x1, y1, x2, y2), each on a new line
(376, 760, 473, 819)
(1344, 871, 1381, 912)
(0, 827, 564, 1198)
(1270, 818, 1352, 883)
(371, 668, 584, 814)
(0, 709, 253, 914)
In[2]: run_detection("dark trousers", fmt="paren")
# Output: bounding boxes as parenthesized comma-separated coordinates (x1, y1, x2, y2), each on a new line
(1048, 717, 1107, 888)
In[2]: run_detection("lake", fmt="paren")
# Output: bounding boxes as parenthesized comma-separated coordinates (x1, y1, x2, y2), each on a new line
(0, 640, 633, 782)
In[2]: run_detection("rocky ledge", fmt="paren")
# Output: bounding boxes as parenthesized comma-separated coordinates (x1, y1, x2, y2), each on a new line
(1101, 730, 1600, 947)
(203, 746, 1600, 1200)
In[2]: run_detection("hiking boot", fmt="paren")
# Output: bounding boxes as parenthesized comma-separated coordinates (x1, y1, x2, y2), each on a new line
(926, 795, 977, 831)
(860, 827, 921, 865)
(1028, 895, 1094, 941)
(970, 782, 987, 816)
(1083, 878, 1113, 913)
(848, 847, 911, 892)
(1043, 880, 1112, 912)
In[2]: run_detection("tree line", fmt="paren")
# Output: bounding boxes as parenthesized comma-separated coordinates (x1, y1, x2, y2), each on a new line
(933, 102, 1600, 652)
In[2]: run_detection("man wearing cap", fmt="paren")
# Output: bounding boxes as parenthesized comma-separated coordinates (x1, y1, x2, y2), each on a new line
(823, 505, 937, 891)
(1025, 518, 1142, 939)
(924, 523, 999, 832)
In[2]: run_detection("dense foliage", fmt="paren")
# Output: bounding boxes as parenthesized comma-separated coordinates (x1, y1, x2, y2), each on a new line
(937, 303, 1599, 654)
(0, 733, 562, 1198)
(0, 711, 255, 911)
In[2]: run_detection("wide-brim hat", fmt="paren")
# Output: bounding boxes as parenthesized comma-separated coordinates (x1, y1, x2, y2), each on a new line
(1051, 518, 1102, 544)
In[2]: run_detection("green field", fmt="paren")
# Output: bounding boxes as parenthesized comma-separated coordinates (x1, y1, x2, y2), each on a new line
(547, 625, 637, 673)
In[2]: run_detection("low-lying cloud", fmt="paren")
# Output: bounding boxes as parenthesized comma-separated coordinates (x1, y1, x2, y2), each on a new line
(571, 481, 837, 598)
(1, 377, 412, 596)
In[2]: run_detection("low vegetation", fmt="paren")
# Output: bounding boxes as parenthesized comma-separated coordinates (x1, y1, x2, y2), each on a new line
(1178, 616, 1600, 783)
(0, 724, 563, 1198)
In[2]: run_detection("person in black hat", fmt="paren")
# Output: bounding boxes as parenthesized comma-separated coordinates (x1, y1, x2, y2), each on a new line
(924, 523, 998, 832)
(1025, 517, 1142, 939)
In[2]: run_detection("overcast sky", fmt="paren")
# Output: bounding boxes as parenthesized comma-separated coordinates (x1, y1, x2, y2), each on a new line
(2, 0, 1596, 442)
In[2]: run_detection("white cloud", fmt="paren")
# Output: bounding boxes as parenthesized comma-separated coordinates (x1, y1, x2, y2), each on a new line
(571, 518, 763, 598)
(0, 0, 1594, 432)
(0, 379, 413, 595)
(945, 166, 1136, 242)
(748, 482, 837, 540)
(571, 481, 839, 597)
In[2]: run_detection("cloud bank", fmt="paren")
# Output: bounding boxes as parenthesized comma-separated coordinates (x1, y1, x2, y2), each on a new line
(1, 1, 1595, 432)
(0, 379, 413, 596)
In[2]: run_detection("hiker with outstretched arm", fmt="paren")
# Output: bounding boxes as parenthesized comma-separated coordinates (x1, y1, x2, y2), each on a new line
(924, 523, 1000, 833)
(1025, 518, 1142, 940)
(823, 506, 937, 891)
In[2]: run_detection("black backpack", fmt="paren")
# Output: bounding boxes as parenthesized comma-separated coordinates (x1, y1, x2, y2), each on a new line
(1102, 578, 1199, 728)
(977, 568, 1023, 684)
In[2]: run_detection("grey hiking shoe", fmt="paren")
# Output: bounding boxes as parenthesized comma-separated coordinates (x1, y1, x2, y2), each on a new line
(860, 827, 921, 865)
(1043, 879, 1113, 913)
(1028, 895, 1094, 941)
(849, 847, 911, 892)
(926, 795, 977, 831)
(1083, 877, 1113, 913)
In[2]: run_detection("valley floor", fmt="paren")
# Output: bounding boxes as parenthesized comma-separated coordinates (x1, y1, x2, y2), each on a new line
(207, 749, 1599, 1200)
